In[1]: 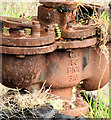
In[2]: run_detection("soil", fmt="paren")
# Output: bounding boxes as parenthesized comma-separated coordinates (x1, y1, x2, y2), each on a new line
(0, 0, 110, 105)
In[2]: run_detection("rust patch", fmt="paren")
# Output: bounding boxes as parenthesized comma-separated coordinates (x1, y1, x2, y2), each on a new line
(60, 96, 89, 117)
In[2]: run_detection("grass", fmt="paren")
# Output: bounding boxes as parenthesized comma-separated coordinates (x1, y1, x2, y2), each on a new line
(87, 9, 109, 119)
(1, 85, 57, 119)
(0, 0, 32, 20)
(77, 4, 110, 118)
(0, 83, 76, 119)
(1, 84, 109, 119)
(80, 90, 110, 118)
(74, 3, 110, 118)
(0, 1, 21, 18)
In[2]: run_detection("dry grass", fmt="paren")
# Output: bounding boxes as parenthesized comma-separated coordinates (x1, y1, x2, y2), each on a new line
(0, 83, 76, 119)
(0, 87, 57, 119)
(89, 9, 109, 118)
(80, 5, 110, 118)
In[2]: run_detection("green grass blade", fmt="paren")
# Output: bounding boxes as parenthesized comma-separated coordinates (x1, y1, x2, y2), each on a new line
(10, 7, 13, 17)
(84, 13, 95, 21)
(100, 10, 107, 19)
(2, 2, 6, 16)
(0, 11, 2, 16)
(20, 0, 23, 15)
(27, 15, 32, 20)
(92, 10, 95, 17)
(7, 8, 11, 16)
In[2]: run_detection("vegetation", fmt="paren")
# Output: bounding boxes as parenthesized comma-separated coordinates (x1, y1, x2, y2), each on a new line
(77, 4, 110, 118)
(87, 9, 109, 119)
(0, 0, 32, 20)
(80, 90, 110, 118)
(1, 83, 76, 119)
(1, 85, 56, 119)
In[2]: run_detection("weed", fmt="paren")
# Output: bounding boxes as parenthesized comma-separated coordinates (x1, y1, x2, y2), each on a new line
(78, 6, 109, 118)
(1, 82, 77, 119)
(75, 1, 90, 24)
(1, 84, 57, 119)
(85, 9, 109, 59)
(87, 9, 109, 118)
(0, 1, 32, 20)
(80, 90, 109, 118)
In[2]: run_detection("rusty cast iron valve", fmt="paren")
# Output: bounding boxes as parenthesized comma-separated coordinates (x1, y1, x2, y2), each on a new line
(0, 1, 110, 117)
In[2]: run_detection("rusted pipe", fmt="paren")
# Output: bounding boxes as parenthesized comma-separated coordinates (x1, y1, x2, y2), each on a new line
(0, 2, 110, 117)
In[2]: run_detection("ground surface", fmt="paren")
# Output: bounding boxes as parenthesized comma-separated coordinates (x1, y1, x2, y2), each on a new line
(0, 0, 110, 103)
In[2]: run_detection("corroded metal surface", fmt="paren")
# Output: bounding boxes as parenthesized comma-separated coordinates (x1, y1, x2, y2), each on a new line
(0, 17, 32, 28)
(45, 46, 109, 92)
(1, 43, 57, 55)
(0, 17, 55, 46)
(80, 46, 109, 91)
(0, 2, 110, 118)
(61, 25, 96, 39)
(2, 34, 55, 46)
(60, 96, 89, 117)
(2, 54, 46, 88)
(57, 37, 97, 49)
(1, 38, 97, 55)
(1, 44, 110, 95)
(40, 1, 77, 9)
(38, 5, 75, 29)
(38, 3, 97, 39)
(45, 49, 83, 89)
